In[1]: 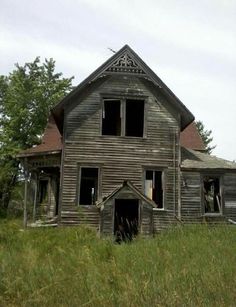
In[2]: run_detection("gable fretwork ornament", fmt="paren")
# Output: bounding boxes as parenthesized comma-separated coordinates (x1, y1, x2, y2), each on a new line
(105, 52, 146, 75)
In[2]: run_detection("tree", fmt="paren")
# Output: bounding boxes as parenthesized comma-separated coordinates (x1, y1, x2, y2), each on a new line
(0, 58, 74, 214)
(196, 120, 216, 154)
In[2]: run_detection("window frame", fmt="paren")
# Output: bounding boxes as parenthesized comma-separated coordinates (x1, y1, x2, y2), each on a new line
(102, 98, 122, 136)
(201, 173, 224, 216)
(100, 94, 147, 138)
(77, 164, 102, 206)
(142, 166, 166, 210)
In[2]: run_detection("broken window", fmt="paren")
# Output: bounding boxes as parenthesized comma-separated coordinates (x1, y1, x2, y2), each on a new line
(102, 99, 121, 136)
(79, 167, 98, 205)
(145, 170, 163, 208)
(102, 98, 145, 137)
(125, 99, 144, 137)
(203, 176, 221, 213)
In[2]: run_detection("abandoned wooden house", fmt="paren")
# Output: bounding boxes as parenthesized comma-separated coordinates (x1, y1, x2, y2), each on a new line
(18, 45, 236, 238)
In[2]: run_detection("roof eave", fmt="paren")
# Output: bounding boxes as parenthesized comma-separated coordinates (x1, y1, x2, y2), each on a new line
(16, 149, 61, 159)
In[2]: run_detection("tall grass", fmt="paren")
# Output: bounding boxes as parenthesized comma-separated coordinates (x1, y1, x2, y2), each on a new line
(0, 220, 236, 306)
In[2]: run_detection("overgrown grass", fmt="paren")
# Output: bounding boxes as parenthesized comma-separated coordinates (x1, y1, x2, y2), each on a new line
(0, 220, 236, 306)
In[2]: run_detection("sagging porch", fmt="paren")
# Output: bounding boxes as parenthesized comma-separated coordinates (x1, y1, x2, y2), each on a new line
(19, 153, 61, 226)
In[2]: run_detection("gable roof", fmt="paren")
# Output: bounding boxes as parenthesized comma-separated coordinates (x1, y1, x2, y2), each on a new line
(17, 115, 62, 157)
(52, 45, 194, 131)
(180, 122, 205, 151)
(97, 180, 157, 209)
(181, 147, 236, 170)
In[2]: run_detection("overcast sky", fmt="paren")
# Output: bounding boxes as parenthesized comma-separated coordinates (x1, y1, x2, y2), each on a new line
(1, 0, 236, 161)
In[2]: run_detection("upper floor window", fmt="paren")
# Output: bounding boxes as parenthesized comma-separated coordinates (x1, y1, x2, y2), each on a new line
(102, 99, 121, 136)
(102, 98, 145, 137)
(126, 99, 144, 137)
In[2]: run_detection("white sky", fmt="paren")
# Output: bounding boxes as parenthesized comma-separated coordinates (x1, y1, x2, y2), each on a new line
(0, 0, 236, 161)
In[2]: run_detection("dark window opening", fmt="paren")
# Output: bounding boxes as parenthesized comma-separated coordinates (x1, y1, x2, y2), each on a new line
(79, 168, 98, 205)
(102, 100, 121, 136)
(145, 170, 163, 208)
(114, 199, 139, 242)
(125, 99, 144, 137)
(39, 180, 48, 203)
(203, 176, 221, 213)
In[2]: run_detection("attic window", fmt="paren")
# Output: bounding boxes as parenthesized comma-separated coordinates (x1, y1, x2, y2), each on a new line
(203, 176, 222, 214)
(145, 170, 163, 208)
(102, 100, 121, 136)
(79, 167, 98, 205)
(125, 99, 144, 137)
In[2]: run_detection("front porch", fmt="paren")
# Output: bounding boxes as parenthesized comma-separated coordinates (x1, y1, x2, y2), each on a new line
(20, 153, 61, 226)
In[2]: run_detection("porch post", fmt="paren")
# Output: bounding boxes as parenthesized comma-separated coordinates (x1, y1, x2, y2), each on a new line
(33, 172, 38, 222)
(23, 158, 28, 229)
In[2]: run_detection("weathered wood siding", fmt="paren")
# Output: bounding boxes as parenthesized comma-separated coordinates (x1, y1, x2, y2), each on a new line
(224, 172, 236, 221)
(181, 171, 202, 223)
(100, 203, 113, 235)
(141, 202, 153, 236)
(153, 210, 178, 232)
(47, 176, 57, 218)
(61, 75, 180, 228)
(181, 170, 236, 224)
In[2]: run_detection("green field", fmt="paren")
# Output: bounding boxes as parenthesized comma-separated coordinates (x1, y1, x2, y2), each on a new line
(0, 220, 236, 306)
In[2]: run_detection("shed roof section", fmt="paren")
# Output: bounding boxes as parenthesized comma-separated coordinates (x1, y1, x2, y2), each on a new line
(181, 147, 236, 170)
(52, 44, 194, 131)
(180, 122, 205, 151)
(17, 115, 62, 157)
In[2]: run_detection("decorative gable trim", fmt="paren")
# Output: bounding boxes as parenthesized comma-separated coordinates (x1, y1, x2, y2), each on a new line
(105, 51, 146, 75)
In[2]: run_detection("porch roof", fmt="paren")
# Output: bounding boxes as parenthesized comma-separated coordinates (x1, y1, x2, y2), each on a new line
(17, 115, 62, 158)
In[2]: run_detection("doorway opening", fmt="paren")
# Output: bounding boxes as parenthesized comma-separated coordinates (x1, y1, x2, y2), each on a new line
(114, 199, 139, 242)
(39, 179, 48, 204)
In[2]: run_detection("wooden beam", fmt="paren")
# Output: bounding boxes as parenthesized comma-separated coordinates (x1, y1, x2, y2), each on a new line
(23, 158, 28, 229)
(33, 172, 38, 222)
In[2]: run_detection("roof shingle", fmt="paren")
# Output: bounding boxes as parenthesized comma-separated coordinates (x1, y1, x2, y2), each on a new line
(17, 115, 62, 157)
(181, 147, 236, 170)
(180, 122, 205, 151)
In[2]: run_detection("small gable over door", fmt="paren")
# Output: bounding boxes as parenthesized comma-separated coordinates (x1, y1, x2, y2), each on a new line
(99, 181, 155, 239)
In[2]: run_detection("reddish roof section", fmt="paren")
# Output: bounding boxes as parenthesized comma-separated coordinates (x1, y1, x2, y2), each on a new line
(19, 118, 204, 157)
(18, 115, 62, 157)
(180, 122, 205, 151)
